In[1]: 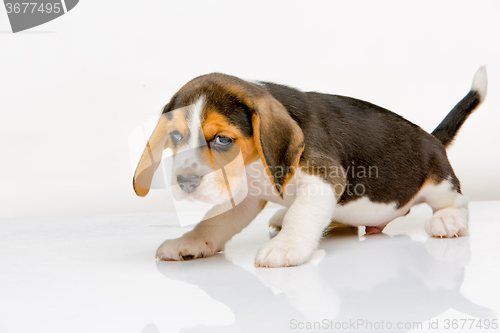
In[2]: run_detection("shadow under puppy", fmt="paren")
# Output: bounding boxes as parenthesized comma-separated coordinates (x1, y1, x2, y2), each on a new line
(133, 67, 487, 268)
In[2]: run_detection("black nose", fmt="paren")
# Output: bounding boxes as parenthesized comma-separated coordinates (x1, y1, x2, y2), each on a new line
(177, 174, 202, 193)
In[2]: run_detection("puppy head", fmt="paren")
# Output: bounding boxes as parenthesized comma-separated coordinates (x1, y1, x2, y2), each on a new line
(133, 73, 304, 203)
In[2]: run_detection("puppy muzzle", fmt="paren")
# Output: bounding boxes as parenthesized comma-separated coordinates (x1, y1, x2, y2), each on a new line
(177, 174, 203, 193)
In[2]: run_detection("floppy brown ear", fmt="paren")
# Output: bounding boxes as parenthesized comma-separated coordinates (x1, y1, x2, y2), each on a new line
(133, 115, 171, 197)
(251, 96, 304, 199)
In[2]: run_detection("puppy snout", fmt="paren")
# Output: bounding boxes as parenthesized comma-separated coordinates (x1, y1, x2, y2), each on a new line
(177, 174, 202, 193)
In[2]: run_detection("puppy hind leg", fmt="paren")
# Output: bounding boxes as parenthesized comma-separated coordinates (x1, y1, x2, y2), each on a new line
(426, 199, 468, 238)
(422, 181, 469, 238)
(365, 223, 389, 235)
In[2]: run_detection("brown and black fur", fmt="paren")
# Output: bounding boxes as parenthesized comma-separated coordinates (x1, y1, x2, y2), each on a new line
(259, 82, 465, 207)
(159, 72, 483, 207)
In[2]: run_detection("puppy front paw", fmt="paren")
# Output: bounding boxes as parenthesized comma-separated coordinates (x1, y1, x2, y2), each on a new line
(425, 207, 468, 238)
(269, 208, 287, 231)
(156, 236, 220, 261)
(255, 236, 315, 268)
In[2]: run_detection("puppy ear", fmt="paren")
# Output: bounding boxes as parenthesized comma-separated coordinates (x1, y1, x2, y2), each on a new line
(251, 96, 304, 199)
(133, 115, 171, 197)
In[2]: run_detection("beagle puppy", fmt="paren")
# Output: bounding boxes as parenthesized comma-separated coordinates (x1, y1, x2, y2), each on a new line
(133, 67, 487, 268)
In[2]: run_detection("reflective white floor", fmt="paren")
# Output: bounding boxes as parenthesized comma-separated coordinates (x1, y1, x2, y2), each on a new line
(1, 202, 499, 333)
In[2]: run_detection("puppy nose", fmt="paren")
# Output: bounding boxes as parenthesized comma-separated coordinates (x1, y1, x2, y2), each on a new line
(177, 174, 202, 193)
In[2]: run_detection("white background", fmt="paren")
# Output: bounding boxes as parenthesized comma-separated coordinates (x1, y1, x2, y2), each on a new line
(0, 0, 499, 219)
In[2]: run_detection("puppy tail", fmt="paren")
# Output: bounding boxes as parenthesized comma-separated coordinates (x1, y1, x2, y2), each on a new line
(431, 66, 487, 148)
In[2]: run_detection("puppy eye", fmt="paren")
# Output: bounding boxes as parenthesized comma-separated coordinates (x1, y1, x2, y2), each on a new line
(214, 135, 233, 145)
(170, 131, 183, 141)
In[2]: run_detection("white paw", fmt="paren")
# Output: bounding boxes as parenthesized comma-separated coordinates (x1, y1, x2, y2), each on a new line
(425, 207, 468, 238)
(156, 235, 220, 261)
(255, 235, 315, 268)
(269, 208, 287, 230)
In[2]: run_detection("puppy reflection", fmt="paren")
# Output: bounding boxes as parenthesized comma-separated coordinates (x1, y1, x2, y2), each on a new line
(154, 229, 494, 333)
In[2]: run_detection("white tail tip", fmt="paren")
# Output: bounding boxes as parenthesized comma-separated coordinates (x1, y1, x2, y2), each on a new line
(471, 66, 487, 101)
